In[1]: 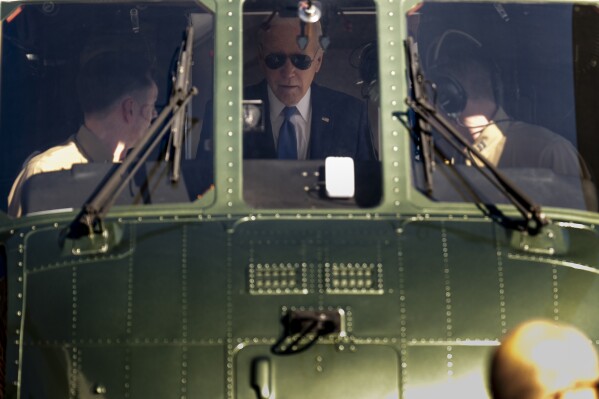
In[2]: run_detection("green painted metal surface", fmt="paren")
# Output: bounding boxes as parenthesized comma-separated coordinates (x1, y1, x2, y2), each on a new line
(3, 218, 599, 397)
(2, 0, 599, 398)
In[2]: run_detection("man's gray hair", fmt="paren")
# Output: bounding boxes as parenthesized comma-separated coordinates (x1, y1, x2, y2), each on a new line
(257, 15, 323, 52)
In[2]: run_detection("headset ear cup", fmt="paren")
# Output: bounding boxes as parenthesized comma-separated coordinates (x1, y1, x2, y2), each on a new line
(428, 69, 468, 114)
(358, 42, 378, 85)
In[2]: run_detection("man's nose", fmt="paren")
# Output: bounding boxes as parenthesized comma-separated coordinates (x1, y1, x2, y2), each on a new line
(280, 58, 296, 76)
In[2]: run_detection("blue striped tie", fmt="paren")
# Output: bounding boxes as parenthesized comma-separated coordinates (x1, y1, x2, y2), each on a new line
(277, 106, 298, 159)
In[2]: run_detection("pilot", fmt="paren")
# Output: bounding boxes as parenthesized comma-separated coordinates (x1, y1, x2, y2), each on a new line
(7, 49, 158, 217)
(490, 319, 599, 399)
(198, 15, 376, 160)
(430, 51, 597, 209)
(433, 53, 589, 177)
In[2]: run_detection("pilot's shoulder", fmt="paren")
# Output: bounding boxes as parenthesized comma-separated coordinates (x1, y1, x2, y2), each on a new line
(24, 139, 86, 175)
(511, 121, 573, 147)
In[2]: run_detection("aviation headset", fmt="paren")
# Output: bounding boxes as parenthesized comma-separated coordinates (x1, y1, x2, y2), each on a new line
(358, 41, 378, 87)
(354, 41, 379, 100)
(425, 30, 503, 115)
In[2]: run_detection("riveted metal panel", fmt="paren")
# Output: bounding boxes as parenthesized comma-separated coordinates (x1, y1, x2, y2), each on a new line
(403, 345, 493, 399)
(230, 220, 400, 339)
(230, 222, 320, 338)
(25, 224, 133, 268)
(77, 347, 127, 397)
(186, 346, 227, 398)
(547, 267, 599, 338)
(128, 347, 184, 397)
(234, 344, 400, 399)
(21, 225, 133, 345)
(444, 223, 505, 339)
(130, 224, 185, 340)
(400, 222, 452, 340)
(5, 216, 599, 399)
(403, 346, 448, 397)
(187, 223, 229, 340)
(75, 259, 131, 340)
(398, 218, 507, 391)
(449, 345, 494, 392)
(501, 257, 556, 330)
(19, 346, 71, 398)
(24, 268, 74, 343)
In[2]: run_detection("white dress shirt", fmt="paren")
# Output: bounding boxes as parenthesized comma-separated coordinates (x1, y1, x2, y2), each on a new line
(267, 86, 312, 160)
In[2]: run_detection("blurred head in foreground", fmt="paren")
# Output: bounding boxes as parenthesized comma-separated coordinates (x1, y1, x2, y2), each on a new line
(490, 320, 599, 399)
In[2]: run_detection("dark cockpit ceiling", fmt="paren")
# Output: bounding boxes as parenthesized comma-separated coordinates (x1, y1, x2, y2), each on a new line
(4, 2, 203, 57)
(242, 0, 376, 15)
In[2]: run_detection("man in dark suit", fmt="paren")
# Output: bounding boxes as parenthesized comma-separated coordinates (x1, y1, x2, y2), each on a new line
(198, 15, 376, 161)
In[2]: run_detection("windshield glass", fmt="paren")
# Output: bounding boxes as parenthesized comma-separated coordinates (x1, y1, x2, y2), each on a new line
(0, 1, 214, 218)
(408, 2, 599, 212)
(235, 0, 382, 209)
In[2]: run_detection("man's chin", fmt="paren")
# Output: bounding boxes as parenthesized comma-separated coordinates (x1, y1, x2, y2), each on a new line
(275, 87, 301, 106)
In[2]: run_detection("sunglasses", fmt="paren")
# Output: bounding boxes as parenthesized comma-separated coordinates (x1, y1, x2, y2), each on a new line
(263, 50, 319, 70)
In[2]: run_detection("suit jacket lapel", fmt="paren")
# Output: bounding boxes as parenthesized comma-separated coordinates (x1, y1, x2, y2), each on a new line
(309, 84, 335, 159)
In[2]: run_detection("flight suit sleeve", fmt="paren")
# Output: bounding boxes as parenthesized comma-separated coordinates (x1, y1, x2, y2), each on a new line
(7, 163, 39, 218)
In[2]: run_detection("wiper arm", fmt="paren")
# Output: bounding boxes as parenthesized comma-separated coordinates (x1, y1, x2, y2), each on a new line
(67, 86, 197, 238)
(403, 39, 435, 195)
(165, 25, 194, 183)
(400, 37, 548, 235)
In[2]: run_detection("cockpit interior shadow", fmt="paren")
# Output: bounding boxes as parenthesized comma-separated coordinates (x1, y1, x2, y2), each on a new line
(413, 159, 596, 230)
(19, 159, 214, 216)
(243, 160, 381, 209)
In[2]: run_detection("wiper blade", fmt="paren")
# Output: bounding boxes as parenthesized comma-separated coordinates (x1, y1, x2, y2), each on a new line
(400, 37, 548, 235)
(165, 26, 194, 183)
(403, 37, 435, 195)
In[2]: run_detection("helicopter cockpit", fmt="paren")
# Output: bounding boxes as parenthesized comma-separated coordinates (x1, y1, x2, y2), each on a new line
(1, 1, 216, 218)
(238, 0, 382, 209)
(3, 0, 599, 223)
(0, 0, 383, 220)
(405, 3, 599, 216)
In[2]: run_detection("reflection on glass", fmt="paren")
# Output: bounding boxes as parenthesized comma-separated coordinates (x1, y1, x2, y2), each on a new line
(237, 0, 382, 209)
(408, 3, 599, 212)
(0, 2, 215, 217)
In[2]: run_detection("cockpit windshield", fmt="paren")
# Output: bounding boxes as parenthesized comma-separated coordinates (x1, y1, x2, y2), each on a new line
(0, 1, 214, 217)
(4, 0, 598, 218)
(238, 0, 383, 209)
(408, 2, 599, 212)
(0, 0, 383, 217)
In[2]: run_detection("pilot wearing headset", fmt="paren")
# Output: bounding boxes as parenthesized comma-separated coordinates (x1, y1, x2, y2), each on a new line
(432, 54, 585, 175)
(429, 50, 597, 208)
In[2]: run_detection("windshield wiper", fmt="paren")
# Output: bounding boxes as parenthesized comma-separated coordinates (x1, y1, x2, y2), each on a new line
(66, 26, 197, 239)
(398, 37, 548, 235)
(165, 26, 194, 183)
